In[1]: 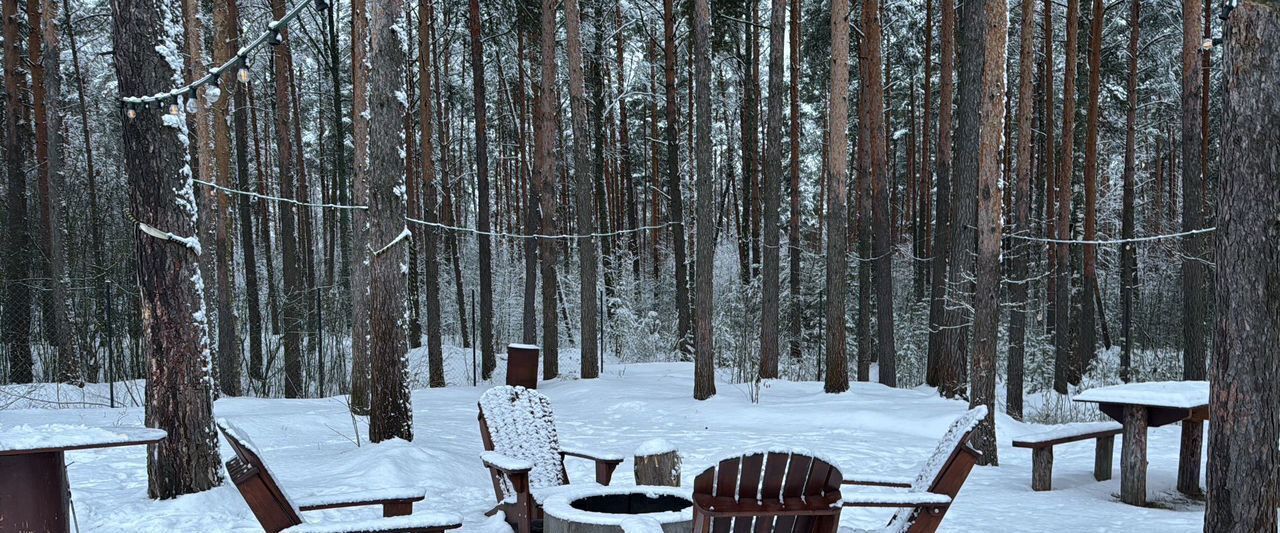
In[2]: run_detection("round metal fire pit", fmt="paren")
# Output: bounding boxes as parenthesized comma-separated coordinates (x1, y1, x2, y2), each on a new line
(542, 485, 693, 533)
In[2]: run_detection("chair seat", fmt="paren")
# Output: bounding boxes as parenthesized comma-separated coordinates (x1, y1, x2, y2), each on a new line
(531, 482, 604, 504)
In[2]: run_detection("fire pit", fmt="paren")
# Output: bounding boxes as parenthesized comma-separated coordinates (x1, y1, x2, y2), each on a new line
(542, 485, 693, 533)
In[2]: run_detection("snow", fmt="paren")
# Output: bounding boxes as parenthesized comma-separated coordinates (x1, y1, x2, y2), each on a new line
(478, 386, 567, 497)
(1011, 422, 1122, 445)
(540, 485, 692, 526)
(0, 356, 1210, 532)
(0, 424, 165, 453)
(1073, 381, 1210, 409)
(634, 438, 677, 457)
(619, 516, 666, 533)
(841, 492, 952, 506)
(560, 445, 624, 462)
(281, 513, 460, 533)
(507, 343, 540, 351)
(480, 451, 534, 472)
(294, 487, 426, 509)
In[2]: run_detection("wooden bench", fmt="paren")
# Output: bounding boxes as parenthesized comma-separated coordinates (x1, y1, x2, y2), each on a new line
(1012, 421, 1123, 491)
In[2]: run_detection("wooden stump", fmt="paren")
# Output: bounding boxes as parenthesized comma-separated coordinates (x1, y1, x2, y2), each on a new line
(634, 440, 681, 487)
(1120, 405, 1148, 505)
(1031, 447, 1053, 491)
(1094, 435, 1114, 481)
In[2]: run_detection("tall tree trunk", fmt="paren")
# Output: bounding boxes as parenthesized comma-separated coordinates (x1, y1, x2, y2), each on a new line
(823, 0, 850, 394)
(1119, 0, 1139, 384)
(4, 0, 33, 385)
(692, 0, 716, 400)
(1205, 6, 1280, 529)
(862, 0, 896, 387)
(966, 0, 1007, 466)
(1007, 0, 1037, 420)
(1054, 0, 1080, 393)
(111, 0, 222, 496)
(420, 0, 444, 388)
(787, 0, 803, 363)
(925, 0, 955, 389)
(469, 0, 496, 384)
(619, 5, 641, 285)
(564, 0, 598, 378)
(759, 0, 786, 379)
(663, 0, 692, 352)
(536, 0, 561, 378)
(366, 0, 413, 443)
(271, 0, 305, 399)
(918, 0, 934, 302)
(65, 0, 104, 381)
(1178, 0, 1208, 498)
(1077, 0, 1103, 385)
(211, 0, 242, 396)
(349, 0, 372, 414)
(1041, 0, 1057, 341)
(937, 0, 978, 398)
(518, 30, 539, 347)
(32, 0, 76, 383)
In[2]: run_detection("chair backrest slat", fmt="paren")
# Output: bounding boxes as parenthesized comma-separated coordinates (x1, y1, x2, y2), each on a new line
(477, 386, 567, 500)
(885, 406, 987, 533)
(692, 450, 842, 533)
(217, 420, 304, 532)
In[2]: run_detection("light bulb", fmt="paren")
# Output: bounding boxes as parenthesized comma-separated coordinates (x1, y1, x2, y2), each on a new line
(238, 67, 250, 83)
(126, 108, 137, 120)
(206, 84, 222, 104)
(186, 97, 199, 113)
(169, 102, 181, 115)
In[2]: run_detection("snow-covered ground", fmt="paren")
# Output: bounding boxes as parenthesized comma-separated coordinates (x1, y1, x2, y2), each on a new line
(0, 358, 1206, 532)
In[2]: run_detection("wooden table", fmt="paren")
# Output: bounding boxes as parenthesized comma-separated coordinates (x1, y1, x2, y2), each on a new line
(0, 425, 166, 533)
(1074, 381, 1209, 506)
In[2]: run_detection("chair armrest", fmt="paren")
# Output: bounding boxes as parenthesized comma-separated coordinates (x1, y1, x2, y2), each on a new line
(841, 491, 952, 508)
(295, 487, 426, 511)
(282, 512, 463, 533)
(560, 445, 625, 464)
(840, 474, 914, 488)
(481, 451, 534, 474)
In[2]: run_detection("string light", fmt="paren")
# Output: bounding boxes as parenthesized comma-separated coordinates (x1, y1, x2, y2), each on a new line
(117, 0, 327, 114)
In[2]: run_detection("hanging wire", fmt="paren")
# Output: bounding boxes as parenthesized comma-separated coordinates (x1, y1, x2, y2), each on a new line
(1006, 227, 1215, 245)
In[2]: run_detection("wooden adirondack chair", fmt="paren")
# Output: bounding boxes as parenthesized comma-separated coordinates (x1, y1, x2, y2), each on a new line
(839, 406, 987, 533)
(477, 385, 625, 533)
(217, 419, 462, 533)
(690, 450, 845, 533)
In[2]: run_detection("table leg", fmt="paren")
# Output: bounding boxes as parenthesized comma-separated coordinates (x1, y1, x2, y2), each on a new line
(0, 451, 69, 533)
(1120, 405, 1148, 506)
(1177, 419, 1204, 497)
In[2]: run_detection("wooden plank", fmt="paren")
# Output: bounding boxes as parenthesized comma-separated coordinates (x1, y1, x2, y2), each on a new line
(1011, 428, 1122, 448)
(1120, 405, 1149, 506)
(1031, 447, 1053, 491)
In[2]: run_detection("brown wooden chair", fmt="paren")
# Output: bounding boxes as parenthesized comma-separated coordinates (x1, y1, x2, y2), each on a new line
(690, 450, 844, 533)
(216, 419, 462, 533)
(839, 406, 987, 533)
(477, 385, 625, 533)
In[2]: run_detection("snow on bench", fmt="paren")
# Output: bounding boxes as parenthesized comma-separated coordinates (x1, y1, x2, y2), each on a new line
(1012, 422, 1122, 491)
(281, 513, 461, 533)
(1012, 421, 1123, 448)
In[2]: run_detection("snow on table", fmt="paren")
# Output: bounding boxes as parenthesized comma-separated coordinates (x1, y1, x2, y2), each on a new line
(1072, 381, 1210, 409)
(1011, 421, 1123, 445)
(0, 424, 166, 454)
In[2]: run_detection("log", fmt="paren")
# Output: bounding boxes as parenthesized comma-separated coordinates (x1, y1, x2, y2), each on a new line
(634, 439, 680, 487)
(1094, 435, 1114, 481)
(1031, 447, 1053, 491)
(1120, 405, 1148, 505)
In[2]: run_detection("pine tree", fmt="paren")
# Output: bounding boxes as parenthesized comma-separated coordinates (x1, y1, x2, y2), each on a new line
(823, 0, 851, 394)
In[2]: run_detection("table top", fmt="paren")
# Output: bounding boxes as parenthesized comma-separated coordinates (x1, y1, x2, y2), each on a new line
(1073, 380, 1210, 409)
(0, 424, 166, 456)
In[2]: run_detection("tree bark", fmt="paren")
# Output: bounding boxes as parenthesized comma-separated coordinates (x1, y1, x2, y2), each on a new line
(469, 0, 496, 386)
(366, 0, 413, 443)
(759, 0, 785, 380)
(1205, 5, 1280, 528)
(787, 0, 803, 364)
(564, 0, 599, 379)
(692, 0, 716, 401)
(1077, 0, 1103, 385)
(966, 0, 1007, 466)
(862, 0, 896, 387)
(1007, 0, 1037, 421)
(925, 0, 955, 390)
(823, 0, 850, 394)
(1178, 0, 1208, 499)
(536, 0, 561, 378)
(111, 0, 222, 497)
(663, 0, 692, 353)
(211, 0, 242, 396)
(349, 0, 371, 414)
(1119, 0, 1140, 384)
(421, 0, 444, 388)
(1054, 0, 1080, 392)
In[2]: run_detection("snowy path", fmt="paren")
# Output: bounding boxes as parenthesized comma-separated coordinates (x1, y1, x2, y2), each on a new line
(0, 362, 1205, 532)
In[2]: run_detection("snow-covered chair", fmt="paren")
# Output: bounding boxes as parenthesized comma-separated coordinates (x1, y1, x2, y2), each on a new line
(477, 385, 624, 533)
(839, 406, 987, 533)
(690, 450, 845, 533)
(216, 419, 462, 533)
